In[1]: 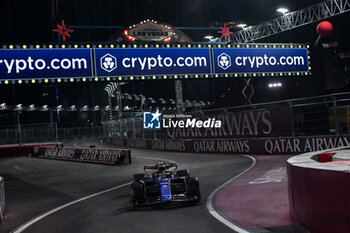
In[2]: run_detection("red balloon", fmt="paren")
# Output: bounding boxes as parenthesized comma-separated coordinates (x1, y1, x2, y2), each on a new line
(317, 21, 333, 37)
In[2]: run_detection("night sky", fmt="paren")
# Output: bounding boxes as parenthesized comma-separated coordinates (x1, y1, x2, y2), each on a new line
(1, 0, 337, 43)
(0, 0, 349, 126)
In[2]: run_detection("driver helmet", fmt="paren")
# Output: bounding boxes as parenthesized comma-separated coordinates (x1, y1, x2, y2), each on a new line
(158, 164, 166, 172)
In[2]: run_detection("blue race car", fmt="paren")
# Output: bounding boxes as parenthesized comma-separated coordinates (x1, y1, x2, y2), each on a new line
(131, 162, 200, 206)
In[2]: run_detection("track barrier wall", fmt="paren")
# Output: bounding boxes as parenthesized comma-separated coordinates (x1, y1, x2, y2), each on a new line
(0, 177, 4, 224)
(33, 147, 131, 165)
(0, 143, 58, 157)
(287, 148, 350, 233)
(103, 136, 350, 155)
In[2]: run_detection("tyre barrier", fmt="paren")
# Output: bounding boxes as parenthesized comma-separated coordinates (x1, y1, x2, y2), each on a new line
(0, 177, 4, 224)
(287, 148, 350, 233)
(32, 147, 131, 165)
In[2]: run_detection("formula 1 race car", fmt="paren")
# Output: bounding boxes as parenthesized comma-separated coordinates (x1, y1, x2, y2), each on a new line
(131, 162, 200, 206)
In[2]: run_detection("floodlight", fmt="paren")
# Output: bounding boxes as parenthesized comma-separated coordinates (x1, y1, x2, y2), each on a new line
(277, 8, 289, 15)
(237, 24, 247, 29)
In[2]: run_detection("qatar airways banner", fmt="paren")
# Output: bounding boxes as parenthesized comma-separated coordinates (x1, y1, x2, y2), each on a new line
(162, 107, 292, 139)
(33, 147, 131, 165)
(104, 136, 350, 155)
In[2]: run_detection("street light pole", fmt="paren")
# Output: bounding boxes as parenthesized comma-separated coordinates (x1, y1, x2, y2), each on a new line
(175, 80, 185, 113)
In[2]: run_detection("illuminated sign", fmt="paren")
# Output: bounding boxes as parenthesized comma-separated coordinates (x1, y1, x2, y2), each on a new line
(213, 48, 309, 74)
(95, 48, 212, 77)
(124, 20, 175, 42)
(0, 49, 93, 80)
(0, 44, 311, 83)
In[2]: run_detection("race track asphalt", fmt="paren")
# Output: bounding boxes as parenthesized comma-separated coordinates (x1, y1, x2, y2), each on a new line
(0, 139, 253, 233)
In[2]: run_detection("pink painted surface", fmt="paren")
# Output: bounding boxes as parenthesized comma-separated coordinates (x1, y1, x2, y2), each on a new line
(326, 160, 350, 165)
(215, 155, 293, 229)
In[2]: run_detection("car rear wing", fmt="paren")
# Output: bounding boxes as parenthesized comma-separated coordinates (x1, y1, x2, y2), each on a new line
(143, 162, 178, 173)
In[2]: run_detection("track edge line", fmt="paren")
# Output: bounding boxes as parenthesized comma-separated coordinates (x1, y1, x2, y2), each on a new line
(206, 154, 257, 233)
(10, 139, 179, 233)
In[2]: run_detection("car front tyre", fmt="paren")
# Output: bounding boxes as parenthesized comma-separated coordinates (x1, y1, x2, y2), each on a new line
(186, 177, 200, 202)
(131, 182, 145, 206)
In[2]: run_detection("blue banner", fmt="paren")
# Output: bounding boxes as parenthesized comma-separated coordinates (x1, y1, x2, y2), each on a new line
(94, 48, 212, 77)
(212, 48, 309, 74)
(0, 49, 93, 80)
(0, 46, 310, 81)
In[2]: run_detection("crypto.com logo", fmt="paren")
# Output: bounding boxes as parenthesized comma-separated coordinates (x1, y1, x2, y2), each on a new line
(100, 53, 117, 72)
(217, 53, 231, 70)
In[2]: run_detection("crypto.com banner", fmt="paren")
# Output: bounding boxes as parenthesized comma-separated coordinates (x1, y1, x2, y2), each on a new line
(94, 48, 212, 76)
(0, 49, 93, 80)
(213, 48, 309, 74)
(0, 46, 310, 80)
